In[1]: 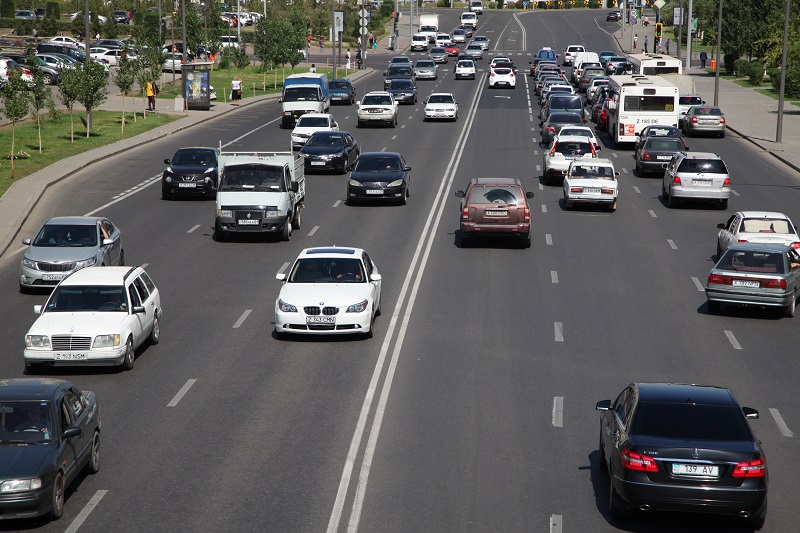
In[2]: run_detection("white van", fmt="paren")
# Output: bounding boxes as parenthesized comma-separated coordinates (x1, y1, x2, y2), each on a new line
(571, 52, 600, 82)
(470, 1, 483, 14)
(411, 34, 428, 51)
(460, 12, 477, 29)
(220, 35, 240, 49)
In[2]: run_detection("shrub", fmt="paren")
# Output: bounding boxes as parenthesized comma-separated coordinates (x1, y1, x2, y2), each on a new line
(770, 67, 800, 98)
(14, 19, 33, 36)
(746, 61, 765, 86)
(733, 58, 750, 77)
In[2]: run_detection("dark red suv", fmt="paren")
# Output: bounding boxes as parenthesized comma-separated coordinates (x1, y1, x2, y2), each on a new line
(455, 178, 534, 248)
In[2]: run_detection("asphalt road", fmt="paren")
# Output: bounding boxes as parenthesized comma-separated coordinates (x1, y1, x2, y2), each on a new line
(0, 9, 798, 533)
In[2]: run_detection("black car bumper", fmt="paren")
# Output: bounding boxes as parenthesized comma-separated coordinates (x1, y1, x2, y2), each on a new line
(348, 185, 405, 202)
(0, 486, 53, 520)
(304, 155, 346, 172)
(637, 160, 671, 175)
(162, 177, 216, 196)
(331, 93, 354, 103)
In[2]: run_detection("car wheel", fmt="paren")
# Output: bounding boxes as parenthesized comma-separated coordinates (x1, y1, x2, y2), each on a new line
(719, 199, 728, 210)
(522, 233, 532, 248)
(149, 313, 160, 345)
(48, 472, 65, 520)
(86, 431, 100, 474)
(213, 222, 226, 242)
(121, 337, 135, 371)
(356, 120, 362, 128)
(282, 216, 292, 241)
(784, 295, 796, 318)
(399, 189, 407, 205)
(24, 360, 42, 374)
(161, 187, 170, 199)
(457, 231, 471, 248)
(43, 73, 54, 85)
(608, 200, 617, 212)
(292, 207, 302, 229)
(119, 249, 125, 266)
(608, 471, 631, 518)
(563, 196, 572, 210)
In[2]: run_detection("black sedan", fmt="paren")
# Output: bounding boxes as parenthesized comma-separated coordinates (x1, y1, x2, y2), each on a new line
(346, 152, 411, 205)
(606, 10, 622, 21)
(634, 136, 689, 177)
(633, 125, 683, 153)
(161, 147, 220, 199)
(541, 111, 584, 145)
(329, 78, 356, 105)
(386, 79, 417, 105)
(597, 383, 767, 527)
(0, 378, 101, 521)
(299, 131, 360, 174)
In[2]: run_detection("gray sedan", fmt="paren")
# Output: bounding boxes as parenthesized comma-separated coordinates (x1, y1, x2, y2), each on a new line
(682, 105, 726, 137)
(541, 111, 584, 145)
(414, 59, 438, 80)
(706, 243, 800, 317)
(634, 136, 688, 177)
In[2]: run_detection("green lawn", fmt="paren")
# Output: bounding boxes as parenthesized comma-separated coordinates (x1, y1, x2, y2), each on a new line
(754, 87, 800, 106)
(0, 110, 179, 198)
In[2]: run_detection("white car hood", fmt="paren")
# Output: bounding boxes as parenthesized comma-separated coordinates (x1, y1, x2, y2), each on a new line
(28, 312, 127, 336)
(279, 283, 373, 307)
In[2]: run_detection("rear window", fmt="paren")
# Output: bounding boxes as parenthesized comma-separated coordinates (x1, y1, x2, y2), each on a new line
(646, 138, 684, 151)
(551, 114, 583, 125)
(680, 95, 703, 105)
(718, 249, 786, 274)
(494, 68, 512, 75)
(693, 107, 723, 116)
(677, 158, 728, 174)
(570, 165, 614, 179)
(555, 141, 593, 155)
(549, 96, 581, 110)
(741, 218, 793, 234)
(631, 403, 752, 441)
(468, 185, 523, 206)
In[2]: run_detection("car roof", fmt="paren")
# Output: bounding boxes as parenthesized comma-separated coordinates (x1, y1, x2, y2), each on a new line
(680, 151, 721, 159)
(0, 378, 69, 401)
(297, 113, 332, 119)
(174, 146, 218, 153)
(61, 266, 141, 286)
(728, 243, 793, 253)
(44, 216, 102, 226)
(429, 92, 455, 97)
(572, 157, 613, 166)
(635, 383, 737, 406)
(364, 91, 392, 96)
(299, 246, 362, 258)
(359, 151, 401, 159)
(737, 211, 791, 219)
(471, 177, 521, 186)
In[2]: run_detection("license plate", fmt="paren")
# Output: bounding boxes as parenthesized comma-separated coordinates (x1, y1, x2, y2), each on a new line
(657, 155, 672, 160)
(584, 188, 601, 193)
(693, 179, 712, 186)
(486, 210, 508, 216)
(311, 161, 325, 166)
(42, 273, 67, 281)
(238, 219, 260, 225)
(366, 190, 384, 195)
(307, 316, 335, 324)
(672, 463, 719, 477)
(370, 109, 383, 113)
(732, 279, 760, 288)
(178, 182, 196, 188)
(54, 353, 87, 360)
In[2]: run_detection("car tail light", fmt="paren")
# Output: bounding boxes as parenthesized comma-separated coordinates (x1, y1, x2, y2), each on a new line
(691, 116, 698, 123)
(570, 187, 582, 193)
(720, 117, 726, 123)
(737, 239, 748, 243)
(510, 72, 514, 77)
(732, 458, 766, 478)
(490, 72, 495, 77)
(547, 126, 556, 134)
(723, 177, 731, 187)
(673, 175, 682, 185)
(642, 151, 651, 161)
(550, 142, 558, 155)
(602, 188, 614, 194)
(619, 123, 625, 136)
(621, 449, 658, 473)
(523, 208, 530, 222)
(764, 278, 787, 289)
(462, 207, 469, 220)
(708, 273, 725, 285)
(180, 60, 184, 65)
(791, 242, 800, 250)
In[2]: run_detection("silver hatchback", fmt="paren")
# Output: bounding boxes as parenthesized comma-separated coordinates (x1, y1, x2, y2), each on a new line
(19, 217, 124, 292)
(662, 152, 731, 209)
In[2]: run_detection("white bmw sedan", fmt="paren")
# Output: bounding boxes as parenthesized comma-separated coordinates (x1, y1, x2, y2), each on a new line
(275, 247, 382, 338)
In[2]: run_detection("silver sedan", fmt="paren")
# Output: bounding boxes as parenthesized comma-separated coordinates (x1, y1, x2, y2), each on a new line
(682, 105, 726, 137)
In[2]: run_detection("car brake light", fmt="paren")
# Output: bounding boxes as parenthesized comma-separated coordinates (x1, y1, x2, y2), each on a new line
(621, 449, 658, 473)
(619, 123, 625, 136)
(642, 151, 651, 161)
(602, 188, 614, 194)
(691, 116, 698, 123)
(490, 72, 495, 77)
(720, 117, 726, 123)
(550, 142, 558, 155)
(791, 242, 800, 250)
(570, 187, 582, 193)
(708, 273, 725, 284)
(673, 176, 682, 185)
(737, 239, 748, 243)
(732, 458, 766, 478)
(547, 126, 556, 133)
(765, 278, 787, 289)
(462, 207, 469, 220)
(510, 72, 514, 77)
(523, 208, 530, 222)
(723, 177, 731, 187)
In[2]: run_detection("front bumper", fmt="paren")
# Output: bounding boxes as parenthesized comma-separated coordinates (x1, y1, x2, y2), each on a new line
(358, 111, 394, 123)
(304, 155, 345, 171)
(216, 215, 288, 233)
(425, 109, 456, 120)
(24, 346, 127, 367)
(391, 93, 416, 104)
(162, 176, 215, 196)
(19, 264, 79, 288)
(348, 184, 406, 201)
(706, 286, 794, 308)
(275, 307, 372, 335)
(0, 486, 54, 520)
(455, 71, 475, 79)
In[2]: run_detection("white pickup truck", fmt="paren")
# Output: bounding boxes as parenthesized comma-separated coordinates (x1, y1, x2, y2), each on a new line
(214, 150, 305, 242)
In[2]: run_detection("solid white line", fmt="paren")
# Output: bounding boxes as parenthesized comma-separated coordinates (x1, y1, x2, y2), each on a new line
(649, 209, 656, 218)
(187, 224, 201, 234)
(541, 204, 547, 213)
(633, 186, 641, 193)
(278, 261, 290, 275)
(539, 183, 544, 190)
(330, 75, 488, 533)
(724, 330, 742, 350)
(551, 271, 558, 284)
(333, 200, 342, 207)
(308, 225, 320, 237)
(550, 514, 563, 533)
(554, 322, 564, 342)
(167, 379, 197, 407)
(667, 239, 677, 249)
(64, 490, 108, 533)
(232, 309, 252, 329)
(732, 189, 740, 196)
(546, 234, 553, 245)
(769, 408, 794, 437)
(691, 277, 705, 292)
(552, 396, 564, 427)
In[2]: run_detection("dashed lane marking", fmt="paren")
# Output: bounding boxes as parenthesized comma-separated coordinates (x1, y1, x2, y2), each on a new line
(550, 514, 563, 533)
(633, 186, 641, 193)
(167, 379, 197, 407)
(668, 239, 677, 249)
(724, 330, 742, 350)
(691, 277, 705, 292)
(551, 271, 558, 284)
(333, 200, 342, 207)
(187, 224, 201, 234)
(554, 322, 564, 342)
(542, 204, 547, 213)
(546, 234, 553, 245)
(278, 262, 290, 275)
(769, 408, 794, 437)
(552, 396, 564, 427)
(308, 225, 320, 237)
(649, 209, 656, 218)
(232, 309, 252, 329)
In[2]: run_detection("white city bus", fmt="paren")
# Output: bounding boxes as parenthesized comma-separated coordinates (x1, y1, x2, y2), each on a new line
(606, 75, 679, 145)
(626, 53, 682, 75)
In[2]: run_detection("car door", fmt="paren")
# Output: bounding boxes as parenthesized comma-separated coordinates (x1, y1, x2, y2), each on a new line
(362, 252, 381, 311)
(133, 276, 155, 340)
(719, 214, 739, 253)
(330, 116, 339, 131)
(127, 281, 145, 346)
(62, 387, 94, 470)
(56, 393, 81, 484)
(345, 134, 358, 165)
(788, 250, 800, 297)
(101, 219, 121, 264)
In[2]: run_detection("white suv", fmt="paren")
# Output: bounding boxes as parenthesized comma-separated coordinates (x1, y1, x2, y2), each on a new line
(662, 152, 731, 209)
(24, 266, 162, 372)
(543, 135, 598, 186)
(357, 91, 398, 128)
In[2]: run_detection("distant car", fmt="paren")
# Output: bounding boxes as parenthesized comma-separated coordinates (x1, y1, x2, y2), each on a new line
(445, 42, 460, 57)
(290, 113, 339, 150)
(472, 35, 490, 50)
(411, 34, 428, 51)
(598, 50, 616, 66)
(605, 56, 627, 74)
(14, 9, 37, 20)
(464, 43, 483, 60)
(635, 136, 688, 177)
(19, 217, 124, 292)
(274, 246, 382, 338)
(542, 134, 598, 185)
(383, 65, 415, 89)
(0, 58, 34, 85)
(454, 59, 476, 80)
(329, 78, 356, 105)
(457, 25, 474, 38)
(562, 158, 619, 211)
(586, 76, 609, 101)
(424, 92, 458, 121)
(162, 52, 183, 72)
(455, 178, 535, 248)
(386, 78, 417, 105)
(357, 91, 398, 128)
(488, 65, 515, 88)
(299, 130, 360, 174)
(0, 378, 101, 520)
(678, 93, 705, 125)
(662, 151, 730, 209)
(24, 265, 161, 371)
(0, 53, 59, 85)
(113, 10, 130, 23)
(161, 146, 220, 198)
(633, 125, 683, 153)
(682, 105, 727, 137)
(452, 28, 467, 43)
(490, 56, 513, 70)
(541, 111, 585, 146)
(388, 55, 412, 67)
(414, 59, 438, 80)
(596, 383, 768, 527)
(428, 47, 448, 63)
(606, 10, 622, 21)
(346, 152, 411, 205)
(47, 36, 81, 46)
(717, 211, 800, 258)
(90, 47, 135, 66)
(534, 47, 557, 63)
(435, 33, 451, 48)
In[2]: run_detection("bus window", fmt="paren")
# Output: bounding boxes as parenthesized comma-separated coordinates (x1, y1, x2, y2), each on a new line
(623, 96, 675, 112)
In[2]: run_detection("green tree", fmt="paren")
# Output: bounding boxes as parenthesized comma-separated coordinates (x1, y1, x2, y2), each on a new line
(102, 15, 119, 39)
(76, 61, 109, 138)
(57, 65, 82, 142)
(0, 0, 14, 19)
(113, 55, 139, 132)
(286, 4, 310, 68)
(1, 70, 32, 179)
(310, 3, 330, 38)
(255, 19, 293, 88)
(26, 47, 54, 153)
(45, 1, 59, 18)
(184, 2, 205, 59)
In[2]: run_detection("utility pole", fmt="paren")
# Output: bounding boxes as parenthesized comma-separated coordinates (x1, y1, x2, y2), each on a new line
(777, 0, 791, 142)
(685, 0, 693, 69)
(713, 0, 722, 106)
(677, 0, 683, 60)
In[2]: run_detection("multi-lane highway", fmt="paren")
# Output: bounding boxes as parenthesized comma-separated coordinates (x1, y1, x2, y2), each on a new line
(1, 9, 798, 532)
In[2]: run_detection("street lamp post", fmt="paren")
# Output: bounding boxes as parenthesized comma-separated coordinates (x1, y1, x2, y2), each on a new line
(713, 0, 722, 106)
(685, 0, 693, 70)
(777, 0, 791, 143)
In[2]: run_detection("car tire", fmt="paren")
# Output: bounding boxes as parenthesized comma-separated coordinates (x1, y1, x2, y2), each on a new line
(719, 199, 728, 210)
(784, 296, 796, 318)
(457, 231, 471, 248)
(608, 472, 631, 519)
(119, 249, 125, 266)
(86, 431, 100, 474)
(161, 187, 170, 200)
(121, 337, 135, 371)
(522, 233, 532, 248)
(43, 73, 54, 85)
(149, 313, 160, 345)
(24, 360, 42, 374)
(609, 200, 617, 212)
(708, 300, 721, 314)
(563, 196, 572, 210)
(719, 131, 726, 138)
(364, 311, 374, 339)
(666, 189, 678, 208)
(282, 216, 292, 241)
(213, 222, 226, 242)
(292, 207, 302, 229)
(399, 189, 407, 205)
(48, 472, 65, 520)
(356, 120, 362, 128)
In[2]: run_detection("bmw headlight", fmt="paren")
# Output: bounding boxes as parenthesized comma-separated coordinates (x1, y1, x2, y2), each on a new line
(346, 300, 368, 313)
(217, 209, 233, 218)
(349, 179, 363, 187)
(75, 256, 98, 269)
(278, 299, 297, 313)
(266, 209, 284, 218)
(93, 334, 121, 348)
(0, 479, 42, 493)
(25, 335, 50, 349)
(388, 179, 405, 187)
(22, 256, 36, 268)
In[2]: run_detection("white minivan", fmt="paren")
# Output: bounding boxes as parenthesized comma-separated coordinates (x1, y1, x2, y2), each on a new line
(460, 12, 477, 29)
(411, 33, 428, 51)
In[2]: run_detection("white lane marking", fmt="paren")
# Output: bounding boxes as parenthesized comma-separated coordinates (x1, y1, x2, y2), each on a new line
(732, 189, 740, 196)
(724, 330, 742, 350)
(391, 135, 397, 140)
(536, 164, 541, 172)
(551, 271, 558, 284)
(330, 74, 489, 533)
(187, 224, 201, 234)
(668, 239, 677, 249)
(633, 186, 641, 193)
(546, 234, 553, 245)
(621, 168, 628, 174)
(691, 277, 705, 292)
(306, 225, 321, 237)
(167, 379, 198, 407)
(541, 204, 547, 213)
(232, 309, 252, 329)
(381, 146, 387, 152)
(552, 396, 564, 427)
(278, 261, 290, 275)
(554, 322, 564, 342)
(400, 124, 406, 129)
(533, 150, 538, 156)
(649, 209, 656, 218)
(611, 152, 618, 158)
(539, 183, 544, 190)
(550, 514, 563, 533)
(140, 263, 149, 269)
(64, 490, 108, 533)
(769, 408, 794, 437)
(333, 200, 342, 207)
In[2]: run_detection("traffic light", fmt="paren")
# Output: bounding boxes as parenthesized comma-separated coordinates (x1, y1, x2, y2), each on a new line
(655, 22, 663, 38)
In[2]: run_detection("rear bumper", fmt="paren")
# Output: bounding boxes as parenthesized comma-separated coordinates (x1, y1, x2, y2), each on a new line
(638, 160, 670, 174)
(671, 186, 731, 200)
(706, 286, 794, 307)
(460, 222, 530, 237)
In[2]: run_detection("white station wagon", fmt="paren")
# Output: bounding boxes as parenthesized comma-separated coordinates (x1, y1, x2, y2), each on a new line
(24, 266, 161, 372)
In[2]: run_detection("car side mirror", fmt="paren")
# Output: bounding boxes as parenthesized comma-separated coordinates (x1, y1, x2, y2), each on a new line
(742, 407, 759, 419)
(404, 166, 411, 171)
(717, 223, 726, 229)
(276, 273, 286, 281)
(383, 70, 388, 76)
(290, 182, 299, 193)
(596, 400, 611, 411)
(683, 145, 690, 150)
(455, 190, 465, 198)
(34, 305, 42, 314)
(163, 159, 170, 164)
(345, 164, 354, 172)
(278, 98, 282, 103)
(102, 238, 114, 246)
(63, 426, 82, 439)
(525, 192, 535, 199)
(595, 145, 600, 151)
(133, 306, 146, 314)
(370, 273, 382, 282)
(22, 237, 31, 245)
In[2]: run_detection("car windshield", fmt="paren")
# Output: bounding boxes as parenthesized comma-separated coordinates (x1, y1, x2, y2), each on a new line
(717, 249, 786, 274)
(416, 61, 435, 68)
(457, 61, 473, 68)
(677, 159, 728, 173)
(363, 95, 392, 105)
(646, 127, 680, 137)
(632, 402, 752, 442)
(220, 164, 285, 191)
(741, 218, 793, 234)
(570, 165, 614, 180)
(646, 139, 684, 151)
(680, 95, 704, 105)
(387, 67, 412, 75)
(469, 185, 523, 205)
(329, 81, 350, 89)
(33, 224, 97, 247)
(428, 94, 455, 104)
(430, 48, 445, 54)
(172, 149, 214, 166)
(283, 87, 319, 102)
(306, 134, 344, 147)
(288, 258, 365, 283)
(466, 45, 481, 50)
(559, 128, 591, 138)
(354, 156, 402, 172)
(296, 116, 330, 128)
(46, 285, 128, 312)
(0, 401, 52, 443)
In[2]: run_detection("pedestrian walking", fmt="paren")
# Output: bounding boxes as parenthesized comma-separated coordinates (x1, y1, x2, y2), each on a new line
(346, 48, 351, 70)
(368, 32, 374, 48)
(319, 38, 324, 52)
(633, 34, 638, 50)
(33, 28, 38, 42)
(666, 39, 671, 55)
(231, 76, 242, 106)
(357, 36, 362, 48)
(644, 35, 648, 54)
(145, 81, 157, 111)
(356, 49, 362, 69)
(95, 33, 100, 44)
(700, 49, 708, 69)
